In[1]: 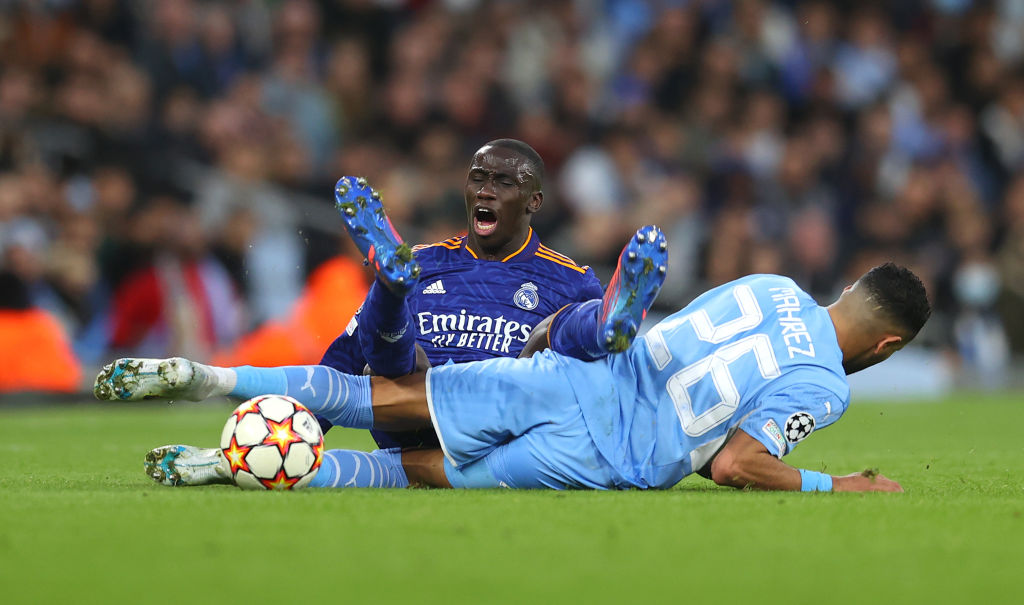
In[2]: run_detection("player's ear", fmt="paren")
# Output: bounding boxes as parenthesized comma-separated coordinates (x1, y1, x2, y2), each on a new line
(527, 191, 543, 214)
(873, 334, 902, 355)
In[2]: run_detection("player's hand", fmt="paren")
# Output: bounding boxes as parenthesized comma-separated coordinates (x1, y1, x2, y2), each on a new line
(832, 470, 903, 492)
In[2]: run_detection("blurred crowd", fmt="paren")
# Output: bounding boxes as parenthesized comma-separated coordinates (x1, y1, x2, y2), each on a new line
(1, 0, 1023, 392)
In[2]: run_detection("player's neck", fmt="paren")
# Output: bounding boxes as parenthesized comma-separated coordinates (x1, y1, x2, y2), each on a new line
(827, 304, 854, 356)
(467, 230, 531, 261)
(827, 303, 873, 370)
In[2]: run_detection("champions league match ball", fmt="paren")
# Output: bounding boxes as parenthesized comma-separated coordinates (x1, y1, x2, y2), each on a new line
(220, 395, 324, 490)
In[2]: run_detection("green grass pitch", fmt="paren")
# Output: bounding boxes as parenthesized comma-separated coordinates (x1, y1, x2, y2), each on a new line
(1, 395, 1021, 604)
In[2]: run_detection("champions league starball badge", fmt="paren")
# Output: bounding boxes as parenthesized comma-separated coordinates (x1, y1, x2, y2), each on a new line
(514, 282, 540, 310)
(784, 412, 815, 443)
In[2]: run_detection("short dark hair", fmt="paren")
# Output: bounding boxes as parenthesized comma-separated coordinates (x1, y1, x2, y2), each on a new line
(484, 138, 545, 190)
(859, 262, 931, 338)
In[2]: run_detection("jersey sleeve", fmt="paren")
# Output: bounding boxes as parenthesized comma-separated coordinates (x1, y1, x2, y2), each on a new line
(574, 267, 604, 302)
(738, 384, 847, 458)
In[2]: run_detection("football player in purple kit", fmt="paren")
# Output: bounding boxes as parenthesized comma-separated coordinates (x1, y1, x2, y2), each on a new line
(329, 140, 605, 376)
(96, 140, 670, 486)
(326, 139, 613, 449)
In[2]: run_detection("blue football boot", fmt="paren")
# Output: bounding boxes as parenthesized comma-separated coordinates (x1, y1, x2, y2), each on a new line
(334, 176, 421, 297)
(598, 225, 668, 353)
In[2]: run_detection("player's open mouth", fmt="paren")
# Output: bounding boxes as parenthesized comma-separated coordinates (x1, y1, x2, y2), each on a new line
(473, 206, 498, 236)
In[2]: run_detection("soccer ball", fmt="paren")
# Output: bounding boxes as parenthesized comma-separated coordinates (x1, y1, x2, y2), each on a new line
(220, 394, 324, 490)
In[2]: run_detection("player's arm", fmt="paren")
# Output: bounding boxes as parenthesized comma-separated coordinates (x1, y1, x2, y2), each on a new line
(519, 314, 555, 358)
(709, 429, 903, 492)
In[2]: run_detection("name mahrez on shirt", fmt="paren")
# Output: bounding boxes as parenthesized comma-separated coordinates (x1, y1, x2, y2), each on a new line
(769, 287, 816, 359)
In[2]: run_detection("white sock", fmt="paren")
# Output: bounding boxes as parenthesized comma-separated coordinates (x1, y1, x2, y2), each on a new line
(187, 363, 238, 400)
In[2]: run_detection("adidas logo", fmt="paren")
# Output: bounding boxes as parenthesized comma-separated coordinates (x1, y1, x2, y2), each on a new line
(422, 280, 446, 294)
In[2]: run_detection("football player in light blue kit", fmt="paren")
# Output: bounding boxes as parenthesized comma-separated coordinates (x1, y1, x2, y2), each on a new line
(394, 263, 929, 492)
(100, 262, 929, 492)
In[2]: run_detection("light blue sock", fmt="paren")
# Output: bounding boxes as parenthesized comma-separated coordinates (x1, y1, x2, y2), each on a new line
(230, 366, 374, 429)
(309, 448, 409, 488)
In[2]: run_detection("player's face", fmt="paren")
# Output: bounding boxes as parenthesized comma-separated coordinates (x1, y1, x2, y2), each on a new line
(464, 145, 542, 257)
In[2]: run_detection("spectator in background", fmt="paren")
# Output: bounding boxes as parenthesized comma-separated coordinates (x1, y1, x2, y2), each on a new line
(833, 8, 897, 109)
(108, 193, 243, 360)
(195, 3, 252, 98)
(191, 75, 307, 325)
(779, 1, 838, 105)
(262, 0, 337, 174)
(137, 0, 206, 101)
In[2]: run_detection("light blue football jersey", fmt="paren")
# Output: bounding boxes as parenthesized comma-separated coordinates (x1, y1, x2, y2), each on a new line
(564, 274, 850, 489)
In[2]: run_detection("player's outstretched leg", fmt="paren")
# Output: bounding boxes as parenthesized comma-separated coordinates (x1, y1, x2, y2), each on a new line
(547, 225, 667, 359)
(599, 225, 668, 352)
(335, 176, 420, 376)
(308, 448, 409, 488)
(334, 176, 421, 296)
(95, 358, 377, 430)
(93, 357, 228, 402)
(144, 445, 232, 487)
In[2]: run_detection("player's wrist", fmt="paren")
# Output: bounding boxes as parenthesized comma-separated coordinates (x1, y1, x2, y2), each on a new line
(798, 469, 833, 492)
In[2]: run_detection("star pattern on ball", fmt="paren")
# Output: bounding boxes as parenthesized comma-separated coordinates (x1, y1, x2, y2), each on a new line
(310, 441, 324, 472)
(232, 397, 262, 423)
(223, 434, 252, 475)
(223, 396, 326, 491)
(260, 468, 302, 491)
(265, 417, 303, 457)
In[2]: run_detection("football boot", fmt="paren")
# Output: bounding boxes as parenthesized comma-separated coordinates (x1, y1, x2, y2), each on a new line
(598, 225, 668, 353)
(93, 357, 216, 402)
(144, 445, 232, 487)
(334, 176, 421, 297)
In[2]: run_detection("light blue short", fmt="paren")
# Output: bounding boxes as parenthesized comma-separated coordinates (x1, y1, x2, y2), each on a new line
(426, 351, 626, 490)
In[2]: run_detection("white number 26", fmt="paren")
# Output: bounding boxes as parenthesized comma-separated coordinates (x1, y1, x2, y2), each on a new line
(645, 285, 781, 436)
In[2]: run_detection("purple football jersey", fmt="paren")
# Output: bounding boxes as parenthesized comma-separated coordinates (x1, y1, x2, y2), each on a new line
(409, 228, 603, 364)
(320, 228, 602, 373)
(318, 228, 603, 447)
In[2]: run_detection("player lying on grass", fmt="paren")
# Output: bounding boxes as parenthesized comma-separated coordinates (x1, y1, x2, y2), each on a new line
(97, 262, 928, 492)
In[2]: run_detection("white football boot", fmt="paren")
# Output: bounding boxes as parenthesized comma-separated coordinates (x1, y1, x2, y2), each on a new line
(93, 357, 223, 402)
(144, 445, 232, 487)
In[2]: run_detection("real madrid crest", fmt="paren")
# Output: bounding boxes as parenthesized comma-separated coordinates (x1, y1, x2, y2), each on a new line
(514, 282, 540, 310)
